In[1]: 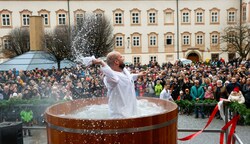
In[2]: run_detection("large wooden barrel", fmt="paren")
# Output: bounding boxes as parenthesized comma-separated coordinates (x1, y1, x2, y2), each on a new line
(45, 97, 178, 144)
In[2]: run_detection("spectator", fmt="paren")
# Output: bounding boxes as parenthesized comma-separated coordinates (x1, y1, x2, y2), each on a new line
(242, 78, 250, 108)
(228, 87, 245, 104)
(226, 77, 241, 94)
(214, 80, 228, 101)
(190, 80, 205, 119)
(154, 80, 163, 97)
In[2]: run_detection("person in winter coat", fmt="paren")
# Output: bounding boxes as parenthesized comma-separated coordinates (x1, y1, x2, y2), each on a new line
(228, 87, 245, 104)
(190, 80, 205, 118)
(242, 78, 250, 108)
(155, 80, 163, 97)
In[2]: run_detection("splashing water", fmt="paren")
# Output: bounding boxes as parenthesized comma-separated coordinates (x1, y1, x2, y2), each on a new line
(62, 99, 165, 119)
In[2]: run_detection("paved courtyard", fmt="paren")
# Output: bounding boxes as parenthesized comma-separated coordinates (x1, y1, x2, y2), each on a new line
(23, 114, 250, 144)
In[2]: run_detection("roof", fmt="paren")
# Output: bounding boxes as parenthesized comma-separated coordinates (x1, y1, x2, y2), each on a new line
(0, 51, 75, 71)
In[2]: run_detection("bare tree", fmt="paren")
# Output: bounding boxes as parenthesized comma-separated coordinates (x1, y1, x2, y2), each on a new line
(4, 27, 30, 56)
(220, 24, 250, 59)
(72, 13, 114, 60)
(43, 25, 72, 69)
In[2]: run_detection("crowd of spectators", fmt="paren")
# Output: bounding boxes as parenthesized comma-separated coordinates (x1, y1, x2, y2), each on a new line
(0, 57, 249, 115)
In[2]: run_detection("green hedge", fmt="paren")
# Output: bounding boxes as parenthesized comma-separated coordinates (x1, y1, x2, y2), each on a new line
(0, 98, 66, 108)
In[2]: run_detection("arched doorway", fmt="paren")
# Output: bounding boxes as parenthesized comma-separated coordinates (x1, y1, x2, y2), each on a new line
(187, 53, 199, 62)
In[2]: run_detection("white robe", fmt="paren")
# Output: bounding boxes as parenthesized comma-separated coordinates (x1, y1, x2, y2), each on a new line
(101, 65, 138, 118)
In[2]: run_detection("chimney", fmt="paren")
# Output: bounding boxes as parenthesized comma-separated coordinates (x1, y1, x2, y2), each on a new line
(29, 16, 44, 51)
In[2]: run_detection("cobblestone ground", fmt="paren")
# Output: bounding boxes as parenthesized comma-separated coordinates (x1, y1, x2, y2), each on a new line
(24, 114, 250, 144)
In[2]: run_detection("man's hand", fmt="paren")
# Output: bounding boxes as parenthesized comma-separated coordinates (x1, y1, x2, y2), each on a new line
(138, 71, 148, 77)
(92, 59, 106, 67)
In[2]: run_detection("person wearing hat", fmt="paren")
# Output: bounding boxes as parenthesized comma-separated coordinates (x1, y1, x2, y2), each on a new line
(228, 87, 245, 104)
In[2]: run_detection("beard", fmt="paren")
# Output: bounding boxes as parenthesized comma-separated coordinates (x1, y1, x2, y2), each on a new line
(119, 63, 125, 69)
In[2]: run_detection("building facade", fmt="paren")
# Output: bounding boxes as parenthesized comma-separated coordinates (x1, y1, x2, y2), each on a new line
(0, 0, 247, 64)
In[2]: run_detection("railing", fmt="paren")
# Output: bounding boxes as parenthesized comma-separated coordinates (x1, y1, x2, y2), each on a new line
(178, 102, 244, 144)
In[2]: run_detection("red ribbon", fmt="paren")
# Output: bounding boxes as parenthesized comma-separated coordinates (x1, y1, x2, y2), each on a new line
(220, 115, 240, 144)
(178, 105, 219, 141)
(178, 104, 240, 144)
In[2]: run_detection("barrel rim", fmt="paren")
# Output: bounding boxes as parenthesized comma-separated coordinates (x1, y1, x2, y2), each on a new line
(45, 97, 178, 121)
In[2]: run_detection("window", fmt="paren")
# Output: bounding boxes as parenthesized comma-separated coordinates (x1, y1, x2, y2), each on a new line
(130, 8, 141, 25)
(166, 35, 173, 45)
(131, 33, 141, 49)
(76, 14, 84, 25)
(59, 14, 66, 25)
(133, 56, 140, 65)
(23, 14, 30, 26)
(211, 34, 218, 45)
(150, 35, 156, 46)
(74, 9, 85, 26)
(150, 56, 157, 62)
(20, 9, 32, 27)
(196, 35, 203, 45)
(227, 8, 237, 24)
(183, 35, 190, 45)
(147, 8, 158, 25)
(195, 32, 205, 46)
(113, 9, 124, 26)
(195, 8, 204, 24)
(3, 39, 11, 49)
(116, 36, 123, 47)
(41, 14, 49, 25)
(0, 10, 12, 27)
(196, 12, 203, 23)
(181, 8, 191, 24)
(115, 13, 122, 24)
(181, 32, 191, 46)
(38, 9, 50, 26)
(183, 13, 189, 23)
(148, 32, 158, 47)
(56, 9, 68, 26)
(242, 6, 246, 22)
(211, 12, 218, 22)
(1, 14, 10, 26)
(210, 8, 220, 24)
(149, 13, 155, 23)
(132, 13, 139, 24)
(164, 32, 174, 47)
(133, 36, 140, 46)
(93, 9, 104, 19)
(228, 12, 235, 22)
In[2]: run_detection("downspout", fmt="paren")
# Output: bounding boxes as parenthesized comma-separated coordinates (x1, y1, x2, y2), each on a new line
(239, 0, 242, 58)
(67, 0, 71, 32)
(176, 0, 180, 59)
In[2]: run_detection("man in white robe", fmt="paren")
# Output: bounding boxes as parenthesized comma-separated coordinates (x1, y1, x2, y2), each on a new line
(92, 51, 146, 118)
